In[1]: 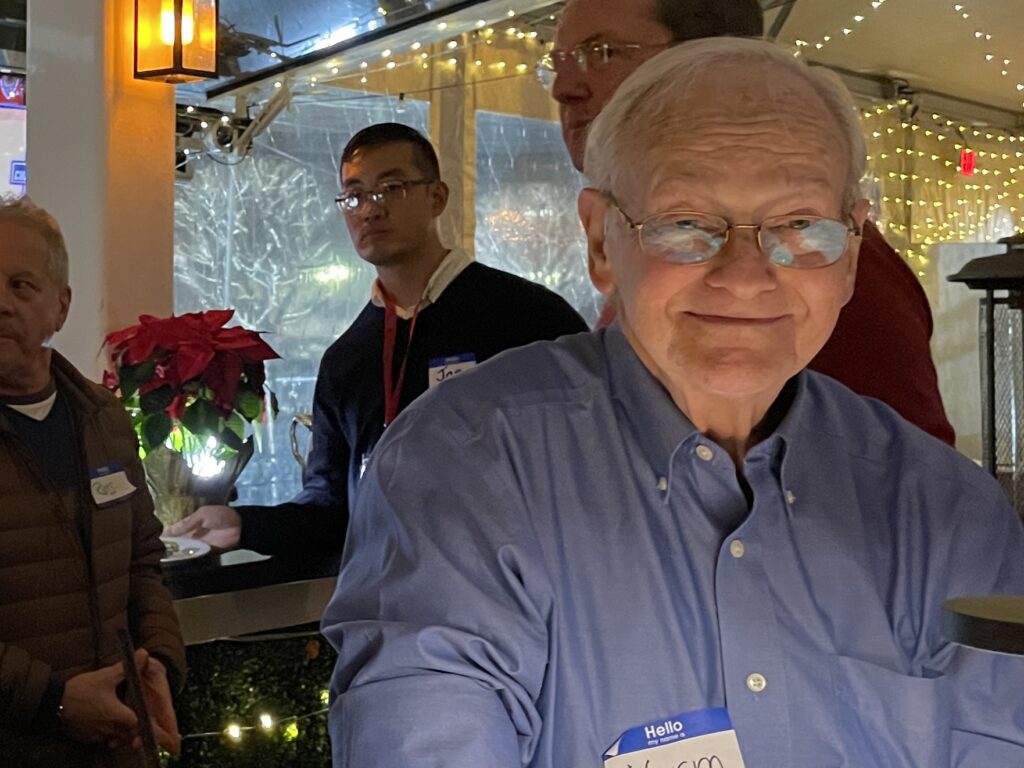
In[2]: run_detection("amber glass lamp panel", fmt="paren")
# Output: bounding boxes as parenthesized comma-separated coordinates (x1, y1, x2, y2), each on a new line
(183, 0, 217, 74)
(135, 0, 175, 75)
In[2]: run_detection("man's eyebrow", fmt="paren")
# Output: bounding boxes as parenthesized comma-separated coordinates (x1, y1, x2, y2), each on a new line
(342, 167, 409, 187)
(559, 33, 617, 49)
(580, 33, 620, 46)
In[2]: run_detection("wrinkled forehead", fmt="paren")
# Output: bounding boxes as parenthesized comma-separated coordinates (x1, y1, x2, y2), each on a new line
(612, 64, 849, 201)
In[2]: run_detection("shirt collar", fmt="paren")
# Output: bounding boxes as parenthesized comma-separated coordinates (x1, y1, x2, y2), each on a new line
(602, 323, 700, 477)
(603, 322, 810, 475)
(370, 247, 472, 319)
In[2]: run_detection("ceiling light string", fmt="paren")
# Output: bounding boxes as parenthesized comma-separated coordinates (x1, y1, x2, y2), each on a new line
(860, 98, 1024, 276)
(950, 2, 1023, 110)
(307, 23, 542, 88)
(791, 0, 890, 57)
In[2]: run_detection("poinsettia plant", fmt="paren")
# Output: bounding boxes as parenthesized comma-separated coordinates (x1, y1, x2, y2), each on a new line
(102, 309, 280, 457)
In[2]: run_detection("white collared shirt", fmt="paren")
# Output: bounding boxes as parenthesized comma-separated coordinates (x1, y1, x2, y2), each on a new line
(370, 247, 472, 320)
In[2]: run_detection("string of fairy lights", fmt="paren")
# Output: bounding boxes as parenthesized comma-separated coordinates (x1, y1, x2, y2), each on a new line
(860, 97, 1024, 278)
(793, 0, 890, 55)
(180, 687, 330, 744)
(952, 2, 1024, 108)
(785, 1, 1024, 279)
(184, 2, 1024, 286)
(277, 21, 547, 92)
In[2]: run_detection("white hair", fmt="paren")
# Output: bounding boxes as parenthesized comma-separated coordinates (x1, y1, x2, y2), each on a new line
(0, 195, 70, 287)
(584, 37, 867, 215)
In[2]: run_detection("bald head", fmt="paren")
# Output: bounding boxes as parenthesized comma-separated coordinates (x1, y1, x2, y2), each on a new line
(585, 38, 867, 215)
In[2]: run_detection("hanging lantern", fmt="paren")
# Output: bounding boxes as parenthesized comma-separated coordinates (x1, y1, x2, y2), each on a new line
(135, 0, 218, 82)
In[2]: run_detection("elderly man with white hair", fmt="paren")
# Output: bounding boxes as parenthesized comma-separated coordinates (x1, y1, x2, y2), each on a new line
(322, 39, 1024, 767)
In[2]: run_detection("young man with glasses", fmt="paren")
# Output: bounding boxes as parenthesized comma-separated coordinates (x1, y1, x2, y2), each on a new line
(166, 123, 587, 555)
(323, 40, 1024, 767)
(541, 0, 955, 446)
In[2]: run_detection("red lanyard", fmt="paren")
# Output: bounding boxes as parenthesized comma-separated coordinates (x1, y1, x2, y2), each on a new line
(381, 288, 420, 428)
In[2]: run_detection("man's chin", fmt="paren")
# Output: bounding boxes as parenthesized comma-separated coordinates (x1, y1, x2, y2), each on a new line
(356, 246, 393, 266)
(0, 351, 51, 397)
(562, 123, 588, 174)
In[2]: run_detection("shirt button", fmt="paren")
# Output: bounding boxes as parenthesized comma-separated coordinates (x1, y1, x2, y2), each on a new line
(746, 673, 767, 693)
(695, 445, 714, 462)
(657, 477, 668, 492)
(729, 539, 745, 558)
(785, 489, 796, 504)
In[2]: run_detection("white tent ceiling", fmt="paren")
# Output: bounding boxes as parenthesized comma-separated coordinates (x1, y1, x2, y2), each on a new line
(770, 0, 1024, 120)
(204, 0, 1024, 127)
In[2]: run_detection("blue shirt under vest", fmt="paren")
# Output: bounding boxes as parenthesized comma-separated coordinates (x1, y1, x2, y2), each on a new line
(323, 324, 1024, 768)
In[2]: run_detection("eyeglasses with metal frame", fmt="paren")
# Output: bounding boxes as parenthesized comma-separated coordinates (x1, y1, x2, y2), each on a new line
(335, 178, 436, 213)
(610, 200, 862, 269)
(535, 40, 668, 90)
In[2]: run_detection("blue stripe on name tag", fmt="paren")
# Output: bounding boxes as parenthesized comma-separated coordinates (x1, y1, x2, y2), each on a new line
(605, 708, 734, 757)
(429, 353, 476, 367)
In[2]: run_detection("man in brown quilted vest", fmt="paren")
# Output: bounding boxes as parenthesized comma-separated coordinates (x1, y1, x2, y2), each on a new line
(0, 197, 185, 766)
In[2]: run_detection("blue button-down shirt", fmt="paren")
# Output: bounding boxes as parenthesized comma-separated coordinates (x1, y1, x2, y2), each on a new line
(323, 326, 1024, 768)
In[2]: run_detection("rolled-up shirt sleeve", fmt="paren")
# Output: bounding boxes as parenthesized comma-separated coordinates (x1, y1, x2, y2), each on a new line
(320, 406, 550, 767)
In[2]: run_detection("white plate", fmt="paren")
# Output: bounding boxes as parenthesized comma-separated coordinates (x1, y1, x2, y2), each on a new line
(160, 536, 211, 564)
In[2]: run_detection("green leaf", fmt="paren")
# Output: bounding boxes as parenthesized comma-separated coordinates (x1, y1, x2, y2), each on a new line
(141, 412, 172, 453)
(181, 397, 222, 439)
(251, 418, 264, 453)
(116, 360, 156, 400)
(139, 385, 176, 416)
(220, 426, 243, 451)
(236, 389, 264, 422)
(225, 411, 246, 440)
(268, 390, 280, 420)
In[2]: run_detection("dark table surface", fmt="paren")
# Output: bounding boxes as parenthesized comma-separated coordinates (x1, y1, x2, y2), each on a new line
(163, 547, 341, 600)
(944, 595, 1024, 655)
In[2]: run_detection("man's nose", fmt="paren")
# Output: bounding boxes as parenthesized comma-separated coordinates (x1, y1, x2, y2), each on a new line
(551, 60, 590, 104)
(358, 197, 386, 219)
(703, 229, 778, 299)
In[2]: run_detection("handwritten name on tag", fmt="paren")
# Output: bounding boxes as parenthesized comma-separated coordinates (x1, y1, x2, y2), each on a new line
(603, 708, 746, 768)
(89, 463, 137, 506)
(428, 353, 476, 390)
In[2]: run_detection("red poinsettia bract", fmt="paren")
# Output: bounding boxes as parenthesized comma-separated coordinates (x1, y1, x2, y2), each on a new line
(102, 310, 280, 454)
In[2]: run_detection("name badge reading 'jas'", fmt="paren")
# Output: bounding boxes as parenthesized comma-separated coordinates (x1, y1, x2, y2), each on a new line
(603, 708, 746, 768)
(428, 353, 476, 390)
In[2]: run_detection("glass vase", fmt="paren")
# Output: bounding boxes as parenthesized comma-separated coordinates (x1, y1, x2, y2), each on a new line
(142, 439, 254, 529)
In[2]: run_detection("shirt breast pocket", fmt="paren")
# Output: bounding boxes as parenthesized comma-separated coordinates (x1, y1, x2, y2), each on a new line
(830, 653, 951, 767)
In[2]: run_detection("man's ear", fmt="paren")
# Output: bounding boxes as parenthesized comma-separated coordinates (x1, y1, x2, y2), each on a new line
(579, 188, 616, 296)
(841, 198, 871, 306)
(432, 180, 450, 217)
(56, 286, 71, 333)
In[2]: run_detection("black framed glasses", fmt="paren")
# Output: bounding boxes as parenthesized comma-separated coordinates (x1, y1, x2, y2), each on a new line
(535, 41, 668, 90)
(611, 202, 861, 269)
(335, 178, 435, 213)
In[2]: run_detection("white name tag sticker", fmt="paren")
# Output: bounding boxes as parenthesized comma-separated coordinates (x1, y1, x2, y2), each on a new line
(89, 463, 137, 506)
(428, 353, 476, 389)
(603, 708, 746, 768)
